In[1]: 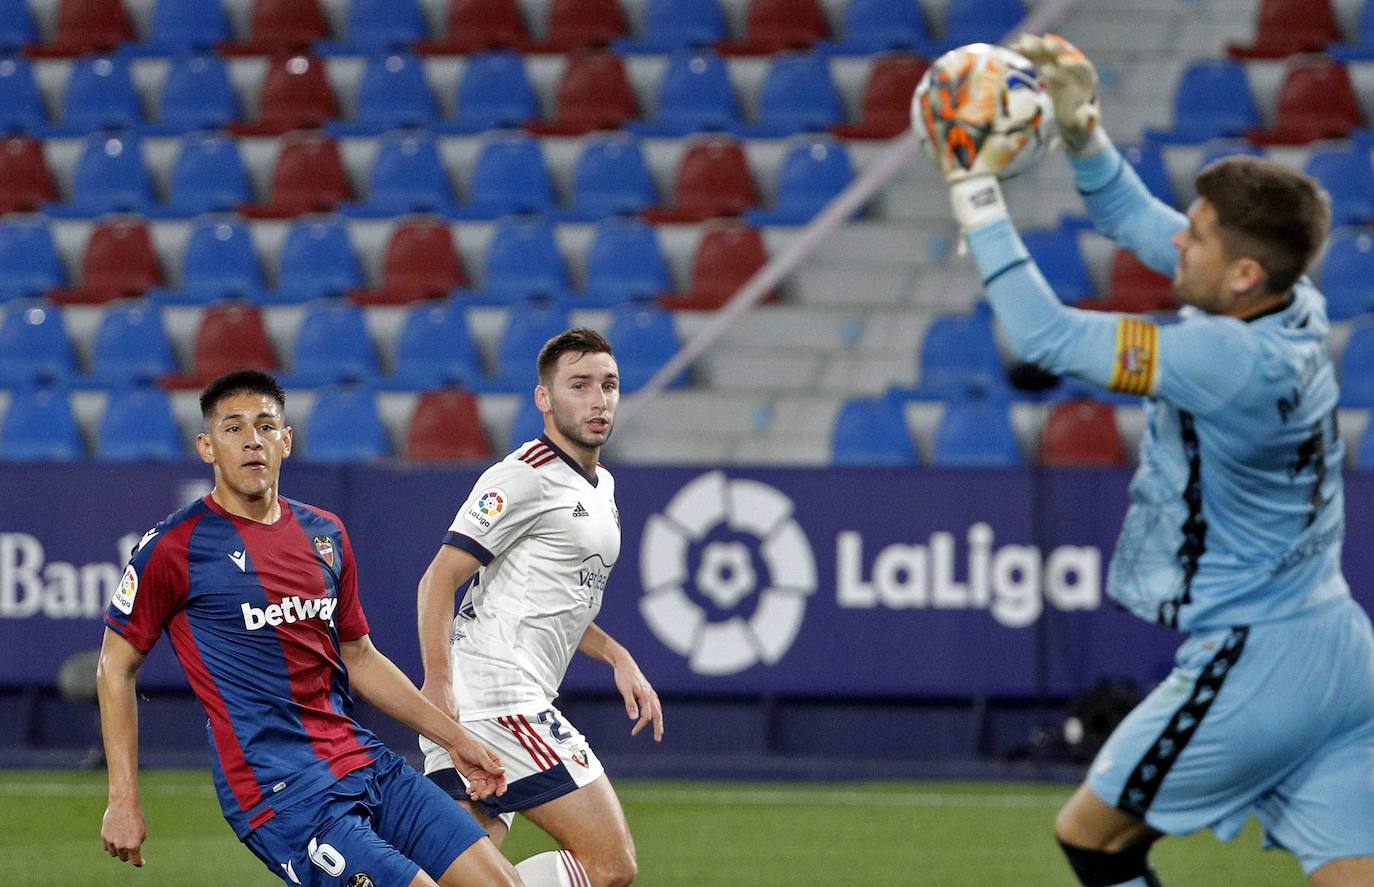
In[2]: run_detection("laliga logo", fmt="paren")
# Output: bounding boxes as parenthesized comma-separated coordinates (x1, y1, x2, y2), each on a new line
(639, 471, 816, 676)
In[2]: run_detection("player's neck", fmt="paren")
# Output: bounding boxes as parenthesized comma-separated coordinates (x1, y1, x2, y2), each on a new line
(542, 428, 600, 475)
(211, 486, 282, 524)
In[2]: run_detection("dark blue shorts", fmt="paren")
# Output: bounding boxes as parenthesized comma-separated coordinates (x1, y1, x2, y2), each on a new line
(243, 749, 487, 887)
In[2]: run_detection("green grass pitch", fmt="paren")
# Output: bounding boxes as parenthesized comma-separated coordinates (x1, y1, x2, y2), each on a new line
(1, 770, 1303, 885)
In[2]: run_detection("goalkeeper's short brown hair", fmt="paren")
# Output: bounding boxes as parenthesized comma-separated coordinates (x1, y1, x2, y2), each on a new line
(1194, 155, 1330, 295)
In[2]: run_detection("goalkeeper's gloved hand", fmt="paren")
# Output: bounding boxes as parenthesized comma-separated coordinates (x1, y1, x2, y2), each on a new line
(1008, 32, 1104, 155)
(916, 56, 1014, 231)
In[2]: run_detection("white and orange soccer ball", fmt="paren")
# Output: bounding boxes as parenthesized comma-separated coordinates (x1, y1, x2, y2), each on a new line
(912, 43, 1056, 181)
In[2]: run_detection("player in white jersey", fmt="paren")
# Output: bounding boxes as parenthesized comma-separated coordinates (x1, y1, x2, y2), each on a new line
(417, 328, 662, 887)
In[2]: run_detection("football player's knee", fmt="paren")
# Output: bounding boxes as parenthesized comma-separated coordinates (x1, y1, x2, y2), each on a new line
(1057, 838, 1160, 887)
(586, 847, 637, 887)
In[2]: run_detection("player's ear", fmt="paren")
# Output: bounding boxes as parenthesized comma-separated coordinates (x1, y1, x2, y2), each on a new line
(535, 383, 551, 414)
(195, 431, 215, 465)
(1228, 255, 1267, 298)
(281, 425, 293, 458)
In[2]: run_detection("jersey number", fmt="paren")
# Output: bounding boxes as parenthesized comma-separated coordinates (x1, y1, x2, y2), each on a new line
(539, 709, 571, 743)
(308, 838, 346, 876)
(1291, 409, 1337, 527)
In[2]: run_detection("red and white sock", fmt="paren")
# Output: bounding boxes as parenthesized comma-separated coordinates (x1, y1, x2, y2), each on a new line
(514, 849, 591, 887)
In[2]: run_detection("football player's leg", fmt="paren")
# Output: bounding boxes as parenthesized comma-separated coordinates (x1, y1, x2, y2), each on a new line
(519, 775, 636, 887)
(1056, 783, 1163, 886)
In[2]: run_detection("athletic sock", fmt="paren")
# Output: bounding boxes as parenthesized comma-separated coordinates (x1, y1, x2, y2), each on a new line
(514, 850, 591, 887)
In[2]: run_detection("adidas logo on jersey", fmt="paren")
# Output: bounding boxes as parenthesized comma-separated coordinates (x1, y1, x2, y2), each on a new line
(241, 596, 337, 630)
(572, 502, 589, 518)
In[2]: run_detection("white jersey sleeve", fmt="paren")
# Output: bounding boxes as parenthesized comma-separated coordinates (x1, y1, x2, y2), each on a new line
(444, 458, 544, 565)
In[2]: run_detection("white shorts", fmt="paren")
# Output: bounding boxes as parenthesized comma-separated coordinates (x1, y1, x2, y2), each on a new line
(421, 705, 605, 829)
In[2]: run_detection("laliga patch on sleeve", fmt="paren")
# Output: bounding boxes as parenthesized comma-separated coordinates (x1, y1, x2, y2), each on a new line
(112, 564, 138, 615)
(463, 487, 509, 535)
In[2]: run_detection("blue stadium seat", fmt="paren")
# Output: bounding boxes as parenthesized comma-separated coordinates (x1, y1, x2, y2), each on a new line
(322, 0, 427, 52)
(617, 0, 727, 52)
(581, 217, 672, 306)
(275, 219, 363, 303)
(1320, 227, 1374, 321)
(607, 303, 684, 391)
(0, 300, 74, 386)
(631, 50, 740, 136)
(1305, 146, 1374, 227)
(390, 301, 484, 390)
(910, 310, 1004, 399)
(330, 53, 438, 135)
(302, 386, 389, 462)
(286, 302, 379, 387)
(50, 133, 155, 217)
(165, 132, 251, 215)
(345, 132, 456, 217)
(0, 0, 37, 51)
(746, 137, 854, 225)
(139, 0, 231, 53)
(826, 0, 932, 54)
(1145, 59, 1260, 144)
(448, 51, 538, 133)
(150, 218, 269, 305)
(559, 135, 657, 221)
(464, 133, 556, 218)
(98, 384, 184, 460)
(508, 395, 545, 448)
(832, 395, 917, 465)
(88, 302, 176, 386)
(0, 384, 83, 461)
(0, 58, 46, 132)
(1195, 138, 1265, 176)
(932, 396, 1023, 466)
(1331, 0, 1374, 60)
(733, 53, 843, 138)
(489, 301, 572, 392)
(149, 56, 240, 135)
(1020, 228, 1093, 305)
(938, 0, 1024, 52)
(1120, 141, 1177, 208)
(466, 215, 570, 304)
(0, 222, 64, 302)
(1340, 322, 1374, 406)
(52, 56, 143, 136)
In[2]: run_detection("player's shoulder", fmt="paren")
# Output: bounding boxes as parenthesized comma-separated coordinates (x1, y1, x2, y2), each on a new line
(285, 497, 347, 534)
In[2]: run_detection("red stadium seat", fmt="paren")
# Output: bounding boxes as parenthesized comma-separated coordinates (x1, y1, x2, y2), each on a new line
(1247, 58, 1364, 145)
(406, 389, 492, 461)
(353, 219, 468, 305)
(1041, 398, 1127, 466)
(165, 302, 278, 389)
(228, 54, 337, 137)
(418, 0, 530, 53)
(26, 0, 133, 58)
(1080, 249, 1179, 314)
(830, 54, 928, 140)
(643, 137, 759, 224)
(49, 219, 162, 305)
(241, 133, 352, 219)
(1227, 0, 1340, 59)
(222, 0, 330, 55)
(659, 220, 775, 311)
(718, 0, 829, 55)
(0, 137, 55, 214)
(532, 0, 627, 51)
(526, 51, 637, 136)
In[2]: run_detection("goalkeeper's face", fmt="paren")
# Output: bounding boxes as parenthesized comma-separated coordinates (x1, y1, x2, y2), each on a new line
(1170, 199, 1265, 316)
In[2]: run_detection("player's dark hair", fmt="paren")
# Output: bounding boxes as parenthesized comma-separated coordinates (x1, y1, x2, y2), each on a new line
(536, 328, 615, 383)
(1194, 156, 1330, 295)
(199, 370, 287, 423)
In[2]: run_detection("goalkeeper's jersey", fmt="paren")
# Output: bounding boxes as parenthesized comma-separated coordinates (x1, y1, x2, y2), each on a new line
(441, 436, 621, 719)
(963, 145, 1349, 633)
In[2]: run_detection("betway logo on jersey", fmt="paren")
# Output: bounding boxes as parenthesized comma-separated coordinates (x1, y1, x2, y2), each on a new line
(241, 596, 337, 630)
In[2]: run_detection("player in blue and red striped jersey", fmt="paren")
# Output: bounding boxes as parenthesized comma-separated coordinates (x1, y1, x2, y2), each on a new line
(96, 370, 522, 887)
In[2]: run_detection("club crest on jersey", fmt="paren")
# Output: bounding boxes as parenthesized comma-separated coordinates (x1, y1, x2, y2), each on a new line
(571, 746, 589, 768)
(464, 487, 508, 534)
(111, 564, 138, 615)
(346, 875, 375, 887)
(313, 535, 336, 568)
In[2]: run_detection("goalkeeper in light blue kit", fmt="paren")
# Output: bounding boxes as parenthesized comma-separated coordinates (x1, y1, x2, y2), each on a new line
(922, 34, 1374, 887)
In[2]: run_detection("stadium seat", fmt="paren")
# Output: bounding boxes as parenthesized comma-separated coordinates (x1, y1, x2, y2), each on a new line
(50, 133, 155, 217)
(406, 389, 491, 460)
(165, 303, 277, 389)
(1304, 146, 1374, 227)
(631, 50, 740, 137)
(507, 395, 544, 447)
(391, 300, 484, 388)
(607, 303, 684, 391)
(165, 132, 252, 215)
(1248, 58, 1364, 146)
(717, 0, 829, 55)
(532, 0, 628, 52)
(937, 0, 1024, 53)
(580, 217, 672, 306)
(0, 137, 54, 214)
(50, 56, 143, 135)
(468, 215, 570, 304)
(332, 53, 439, 135)
(49, 219, 162, 305)
(733, 53, 844, 138)
(1319, 227, 1374, 321)
(746, 137, 855, 225)
(87, 302, 178, 385)
(150, 218, 268, 305)
(643, 136, 758, 223)
(0, 301, 75, 385)
(1342, 323, 1374, 406)
(560, 135, 658, 220)
(0, 59, 46, 133)
(98, 384, 184, 461)
(418, 0, 530, 53)
(1143, 59, 1259, 144)
(659, 220, 773, 311)
(228, 54, 337, 137)
(346, 132, 457, 217)
(827, 0, 932, 54)
(526, 51, 638, 136)
(617, 0, 727, 53)
(354, 219, 468, 305)
(285, 301, 379, 387)
(275, 219, 363, 303)
(1041, 398, 1127, 466)
(909, 311, 1004, 399)
(302, 386, 389, 462)
(1331, 0, 1374, 60)
(324, 0, 427, 52)
(832, 395, 917, 465)
(0, 384, 83, 461)
(28, 0, 133, 58)
(489, 301, 571, 391)
(1081, 249, 1178, 314)
(0, 0, 37, 52)
(447, 50, 538, 133)
(464, 133, 556, 218)
(932, 396, 1023, 466)
(830, 54, 927, 139)
(1020, 228, 1094, 305)
(0, 221, 64, 302)
(241, 133, 352, 219)
(222, 0, 329, 54)
(1120, 142, 1177, 208)
(1228, 0, 1340, 59)
(150, 55, 241, 135)
(139, 0, 231, 54)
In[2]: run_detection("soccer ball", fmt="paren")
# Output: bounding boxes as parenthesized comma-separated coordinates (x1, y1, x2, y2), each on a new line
(912, 43, 1056, 180)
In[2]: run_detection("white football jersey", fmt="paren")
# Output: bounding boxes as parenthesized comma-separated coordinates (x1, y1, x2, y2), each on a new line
(443, 436, 621, 719)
